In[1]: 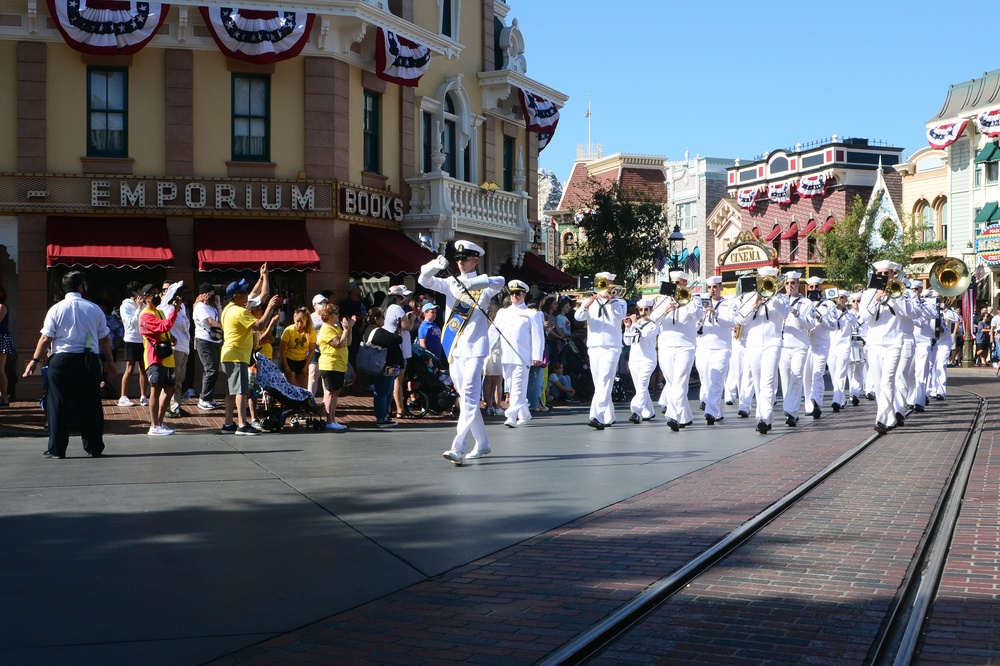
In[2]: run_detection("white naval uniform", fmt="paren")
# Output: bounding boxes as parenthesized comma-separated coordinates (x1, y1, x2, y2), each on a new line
(779, 295, 817, 420)
(655, 295, 704, 425)
(624, 317, 660, 420)
(575, 296, 627, 425)
(734, 292, 791, 426)
(694, 297, 736, 421)
(827, 307, 858, 408)
(850, 315, 868, 400)
(418, 266, 505, 455)
(893, 292, 920, 416)
(859, 288, 914, 428)
(804, 298, 838, 414)
(490, 302, 545, 425)
(930, 307, 961, 398)
(725, 323, 745, 404)
(909, 298, 936, 408)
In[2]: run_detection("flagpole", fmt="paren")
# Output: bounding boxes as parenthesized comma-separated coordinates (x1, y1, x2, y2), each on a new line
(587, 93, 592, 155)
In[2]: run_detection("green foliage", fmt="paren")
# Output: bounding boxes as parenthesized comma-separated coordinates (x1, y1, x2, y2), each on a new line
(562, 179, 667, 297)
(819, 194, 921, 291)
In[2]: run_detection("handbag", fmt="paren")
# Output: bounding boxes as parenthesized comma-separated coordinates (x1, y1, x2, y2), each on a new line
(153, 340, 173, 359)
(357, 330, 388, 375)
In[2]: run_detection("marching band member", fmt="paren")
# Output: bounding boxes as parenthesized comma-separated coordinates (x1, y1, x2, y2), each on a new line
(725, 321, 746, 407)
(778, 272, 816, 427)
(623, 297, 660, 423)
(803, 276, 838, 418)
(893, 274, 920, 423)
(909, 282, 935, 411)
(419, 240, 505, 465)
(928, 290, 961, 400)
(848, 293, 867, 405)
(734, 266, 790, 434)
(827, 290, 858, 412)
(655, 270, 704, 431)
(735, 320, 756, 419)
(489, 279, 545, 428)
(858, 260, 914, 433)
(575, 272, 627, 430)
(694, 276, 736, 425)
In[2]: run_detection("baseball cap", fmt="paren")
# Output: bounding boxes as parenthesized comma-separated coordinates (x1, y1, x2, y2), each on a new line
(312, 294, 328, 306)
(422, 303, 439, 312)
(225, 279, 250, 298)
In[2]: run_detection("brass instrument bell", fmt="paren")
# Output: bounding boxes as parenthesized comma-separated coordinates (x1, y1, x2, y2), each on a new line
(593, 275, 619, 297)
(928, 257, 972, 297)
(756, 275, 784, 300)
(674, 285, 692, 306)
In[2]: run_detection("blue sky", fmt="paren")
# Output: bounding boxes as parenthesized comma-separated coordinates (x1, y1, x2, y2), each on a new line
(510, 0, 995, 183)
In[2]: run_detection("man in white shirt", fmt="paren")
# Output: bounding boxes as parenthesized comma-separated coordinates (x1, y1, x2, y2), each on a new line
(803, 276, 838, 419)
(118, 281, 149, 407)
(694, 276, 736, 426)
(827, 290, 858, 412)
(655, 270, 704, 431)
(624, 297, 660, 423)
(576, 271, 627, 430)
(193, 282, 224, 410)
(160, 281, 191, 418)
(489, 279, 545, 428)
(419, 240, 505, 465)
(778, 271, 816, 427)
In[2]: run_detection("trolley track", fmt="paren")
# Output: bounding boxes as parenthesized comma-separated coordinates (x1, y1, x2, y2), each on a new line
(539, 392, 987, 665)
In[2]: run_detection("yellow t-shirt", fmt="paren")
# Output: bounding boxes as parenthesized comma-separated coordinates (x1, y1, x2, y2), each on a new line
(318, 323, 348, 372)
(220, 303, 259, 364)
(281, 325, 315, 362)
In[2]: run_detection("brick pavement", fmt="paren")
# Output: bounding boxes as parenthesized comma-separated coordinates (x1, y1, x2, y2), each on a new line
(208, 383, 904, 665)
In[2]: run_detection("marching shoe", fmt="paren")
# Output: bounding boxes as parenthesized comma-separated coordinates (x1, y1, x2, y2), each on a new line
(851, 395, 860, 406)
(699, 401, 706, 411)
(706, 414, 715, 425)
(442, 450, 464, 465)
(866, 392, 875, 401)
(725, 400, 734, 406)
(628, 412, 641, 424)
(811, 404, 822, 419)
(465, 446, 491, 459)
(785, 415, 797, 427)
(738, 410, 749, 418)
(587, 418, 605, 431)
(668, 418, 680, 432)
(874, 422, 887, 434)
(913, 404, 925, 412)
(894, 412, 905, 427)
(679, 421, 692, 428)
(831, 402, 841, 413)
(516, 417, 530, 426)
(661, 405, 668, 415)
(641, 414, 655, 421)
(756, 420, 771, 434)
(504, 418, 516, 428)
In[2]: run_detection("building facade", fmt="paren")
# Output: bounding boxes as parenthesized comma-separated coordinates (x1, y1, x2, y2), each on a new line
(665, 153, 732, 281)
(0, 0, 566, 397)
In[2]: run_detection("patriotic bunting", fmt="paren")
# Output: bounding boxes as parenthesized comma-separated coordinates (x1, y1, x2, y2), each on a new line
(46, 0, 169, 55)
(797, 173, 826, 198)
(519, 88, 560, 152)
(375, 27, 431, 86)
(737, 187, 759, 210)
(768, 182, 792, 205)
(926, 119, 968, 149)
(975, 108, 1000, 138)
(199, 7, 315, 64)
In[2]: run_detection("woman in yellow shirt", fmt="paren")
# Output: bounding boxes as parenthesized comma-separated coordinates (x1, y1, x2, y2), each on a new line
(317, 303, 355, 431)
(279, 307, 315, 388)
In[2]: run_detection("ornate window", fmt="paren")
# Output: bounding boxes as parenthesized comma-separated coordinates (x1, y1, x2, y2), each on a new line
(920, 203, 936, 242)
(562, 231, 576, 255)
(88, 67, 127, 157)
(419, 77, 481, 183)
(232, 74, 269, 162)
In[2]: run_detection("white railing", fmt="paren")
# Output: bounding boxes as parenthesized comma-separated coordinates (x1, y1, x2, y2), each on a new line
(406, 173, 531, 236)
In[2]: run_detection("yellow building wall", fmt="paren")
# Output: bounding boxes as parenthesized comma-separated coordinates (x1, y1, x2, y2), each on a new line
(46, 46, 86, 174)
(130, 48, 165, 176)
(0, 41, 16, 172)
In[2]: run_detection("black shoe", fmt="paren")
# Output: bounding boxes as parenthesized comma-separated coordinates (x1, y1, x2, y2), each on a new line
(913, 404, 925, 412)
(629, 412, 641, 424)
(831, 402, 841, 413)
(220, 423, 238, 434)
(725, 400, 734, 406)
(166, 407, 189, 418)
(811, 404, 822, 419)
(851, 395, 860, 406)
(935, 395, 945, 401)
(679, 420, 692, 428)
(738, 410, 749, 418)
(866, 392, 875, 401)
(894, 412, 905, 427)
(699, 401, 706, 411)
(42, 450, 65, 459)
(642, 414, 655, 421)
(661, 405, 668, 415)
(706, 414, 716, 425)
(756, 420, 770, 434)
(874, 422, 887, 434)
(715, 416, 724, 423)
(668, 418, 680, 432)
(786, 415, 797, 427)
(587, 418, 605, 430)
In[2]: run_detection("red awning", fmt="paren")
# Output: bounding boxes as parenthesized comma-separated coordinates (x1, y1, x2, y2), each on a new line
(751, 227, 761, 238)
(195, 219, 320, 271)
(349, 224, 436, 276)
(799, 219, 817, 236)
(781, 222, 799, 240)
(501, 251, 576, 289)
(765, 224, 782, 242)
(820, 217, 836, 233)
(46, 217, 174, 268)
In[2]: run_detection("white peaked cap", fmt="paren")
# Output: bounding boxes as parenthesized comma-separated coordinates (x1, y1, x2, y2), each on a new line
(784, 271, 802, 279)
(705, 276, 723, 285)
(850, 292, 862, 300)
(838, 290, 850, 298)
(805, 276, 824, 285)
(637, 297, 656, 308)
(758, 266, 780, 277)
(453, 240, 485, 256)
(595, 271, 616, 281)
(669, 270, 689, 282)
(873, 260, 895, 271)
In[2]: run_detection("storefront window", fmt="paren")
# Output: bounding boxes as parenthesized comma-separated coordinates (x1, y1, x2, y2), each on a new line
(47, 266, 163, 313)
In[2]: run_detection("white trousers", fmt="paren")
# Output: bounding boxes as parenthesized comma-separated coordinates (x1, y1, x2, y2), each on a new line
(779, 345, 809, 417)
(658, 345, 695, 423)
(449, 355, 488, 454)
(747, 345, 781, 425)
(726, 342, 745, 403)
(696, 347, 730, 420)
(628, 358, 657, 419)
(894, 338, 914, 414)
(908, 342, 932, 407)
(588, 346, 620, 424)
(868, 343, 902, 427)
(931, 342, 952, 397)
(738, 348, 756, 413)
(805, 345, 830, 411)
(502, 363, 530, 423)
(827, 345, 851, 406)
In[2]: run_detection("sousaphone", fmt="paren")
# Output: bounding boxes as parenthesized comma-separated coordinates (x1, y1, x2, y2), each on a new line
(928, 257, 971, 297)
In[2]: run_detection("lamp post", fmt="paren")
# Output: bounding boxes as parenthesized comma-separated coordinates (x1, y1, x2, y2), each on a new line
(667, 223, 686, 271)
(962, 242, 977, 367)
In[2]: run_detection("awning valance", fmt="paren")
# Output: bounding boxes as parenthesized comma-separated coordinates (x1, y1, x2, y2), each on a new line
(975, 202, 1000, 224)
(800, 219, 817, 236)
(781, 222, 799, 240)
(349, 225, 435, 276)
(765, 224, 782, 242)
(194, 219, 320, 271)
(500, 251, 576, 289)
(46, 217, 174, 268)
(975, 143, 1000, 163)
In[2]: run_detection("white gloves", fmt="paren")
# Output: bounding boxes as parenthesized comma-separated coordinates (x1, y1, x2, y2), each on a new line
(459, 274, 492, 290)
(420, 255, 450, 278)
(434, 255, 449, 271)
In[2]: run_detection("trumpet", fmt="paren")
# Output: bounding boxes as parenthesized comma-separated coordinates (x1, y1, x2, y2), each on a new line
(593, 275, 621, 298)
(756, 275, 785, 301)
(674, 285, 692, 306)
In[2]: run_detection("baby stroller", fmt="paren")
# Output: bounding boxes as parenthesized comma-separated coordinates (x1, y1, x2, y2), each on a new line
(405, 345, 459, 418)
(254, 352, 325, 432)
(562, 338, 595, 401)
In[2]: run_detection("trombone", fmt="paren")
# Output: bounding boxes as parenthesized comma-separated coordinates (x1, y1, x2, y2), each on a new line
(593, 275, 621, 299)
(756, 275, 785, 301)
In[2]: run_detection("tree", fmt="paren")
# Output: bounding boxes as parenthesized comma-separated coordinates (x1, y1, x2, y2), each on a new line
(562, 180, 667, 297)
(819, 194, 928, 291)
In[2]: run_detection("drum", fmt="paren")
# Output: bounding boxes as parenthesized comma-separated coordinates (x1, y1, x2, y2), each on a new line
(850, 335, 866, 364)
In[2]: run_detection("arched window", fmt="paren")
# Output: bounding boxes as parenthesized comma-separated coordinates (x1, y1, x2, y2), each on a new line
(562, 232, 576, 255)
(939, 200, 949, 241)
(921, 203, 936, 242)
(420, 80, 479, 183)
(442, 94, 458, 178)
(769, 156, 788, 174)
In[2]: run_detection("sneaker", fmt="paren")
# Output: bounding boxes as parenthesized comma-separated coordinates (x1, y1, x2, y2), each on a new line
(148, 425, 173, 436)
(504, 418, 516, 428)
(117, 396, 134, 407)
(249, 419, 264, 431)
(325, 422, 348, 432)
(442, 449, 464, 465)
(565, 397, 580, 403)
(465, 446, 491, 459)
(183, 388, 197, 400)
(486, 407, 496, 416)
(376, 418, 398, 428)
(0, 399, 9, 408)
(235, 424, 259, 436)
(220, 423, 238, 434)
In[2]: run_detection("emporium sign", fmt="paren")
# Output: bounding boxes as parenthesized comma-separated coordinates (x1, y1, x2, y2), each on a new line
(976, 224, 1000, 265)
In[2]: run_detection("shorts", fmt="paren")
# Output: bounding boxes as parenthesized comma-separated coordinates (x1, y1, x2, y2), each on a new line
(146, 364, 176, 387)
(0, 333, 14, 355)
(286, 358, 307, 375)
(321, 369, 346, 392)
(222, 361, 251, 395)
(123, 341, 144, 362)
